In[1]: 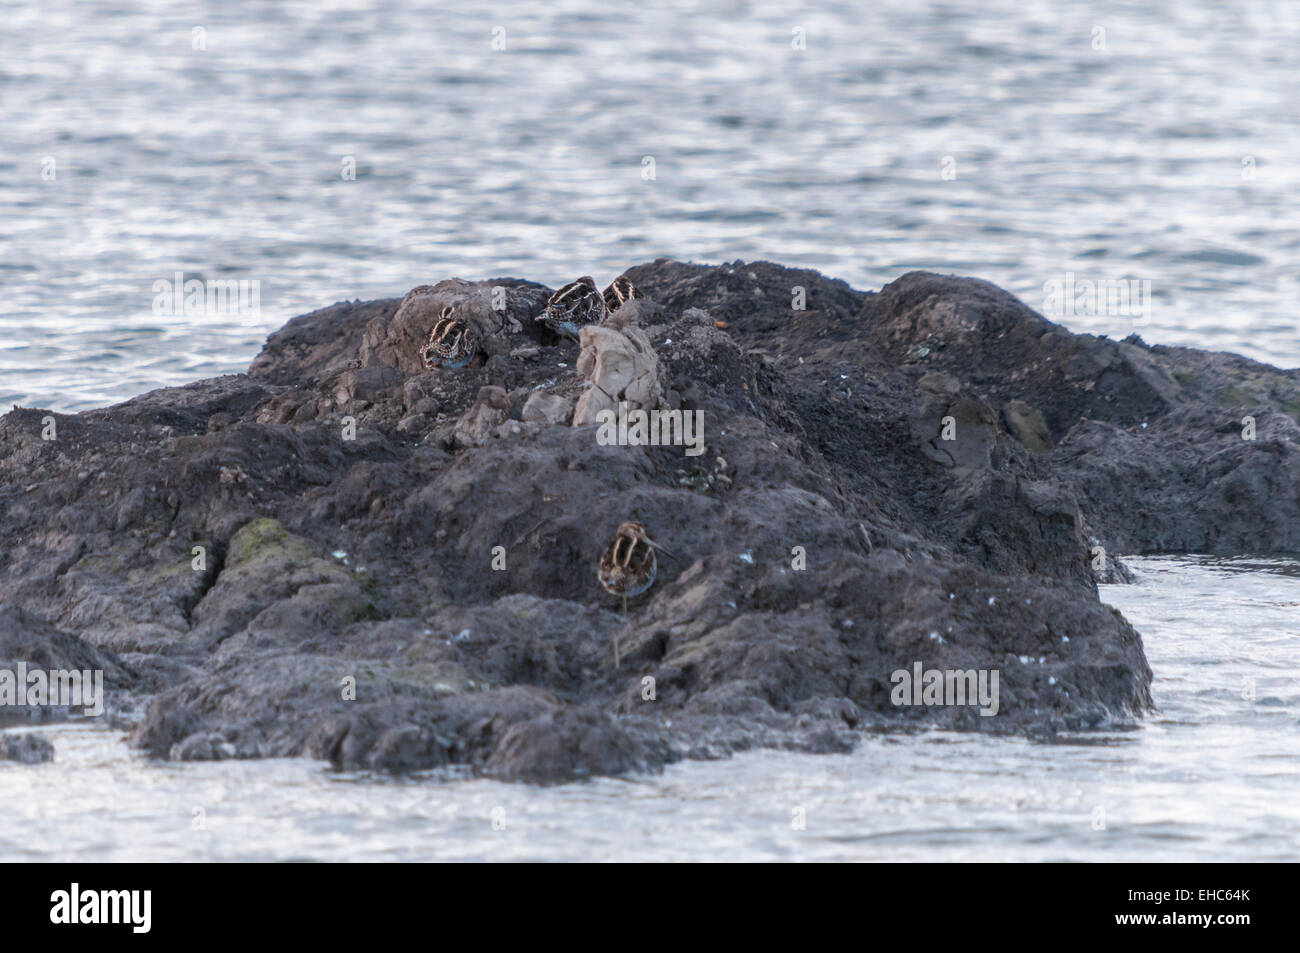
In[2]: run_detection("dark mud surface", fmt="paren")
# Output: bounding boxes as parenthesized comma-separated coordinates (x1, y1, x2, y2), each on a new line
(2, 261, 1296, 782)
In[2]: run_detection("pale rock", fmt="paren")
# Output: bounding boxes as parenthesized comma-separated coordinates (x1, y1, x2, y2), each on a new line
(572, 326, 661, 426)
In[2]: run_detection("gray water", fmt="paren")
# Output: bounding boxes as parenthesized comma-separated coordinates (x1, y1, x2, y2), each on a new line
(2, 558, 1297, 862)
(3, 0, 1299, 413)
(3, 1, 1299, 861)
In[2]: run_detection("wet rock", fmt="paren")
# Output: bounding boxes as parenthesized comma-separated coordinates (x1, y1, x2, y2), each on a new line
(186, 516, 374, 655)
(917, 392, 999, 472)
(3, 260, 1297, 784)
(1003, 399, 1053, 452)
(0, 608, 134, 691)
(362, 280, 551, 372)
(325, 366, 402, 407)
(396, 413, 430, 434)
(0, 733, 53, 763)
(452, 386, 510, 448)
(521, 391, 574, 426)
(919, 371, 961, 398)
(170, 732, 219, 761)
(485, 707, 667, 783)
(250, 299, 389, 386)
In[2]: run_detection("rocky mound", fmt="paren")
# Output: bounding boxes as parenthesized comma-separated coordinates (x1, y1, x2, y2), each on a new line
(2, 260, 1296, 782)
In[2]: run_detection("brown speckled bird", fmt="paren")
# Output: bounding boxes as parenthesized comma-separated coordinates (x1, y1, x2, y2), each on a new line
(598, 521, 675, 667)
(537, 276, 607, 341)
(422, 305, 479, 369)
(601, 275, 641, 315)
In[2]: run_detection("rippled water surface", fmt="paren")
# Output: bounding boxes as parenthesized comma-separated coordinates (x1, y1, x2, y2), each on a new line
(2, 558, 1296, 862)
(3, 0, 1298, 862)
(3, 0, 1299, 412)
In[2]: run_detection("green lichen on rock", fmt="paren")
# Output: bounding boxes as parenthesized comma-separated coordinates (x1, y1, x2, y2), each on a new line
(189, 517, 381, 647)
(70, 548, 132, 577)
(226, 517, 320, 570)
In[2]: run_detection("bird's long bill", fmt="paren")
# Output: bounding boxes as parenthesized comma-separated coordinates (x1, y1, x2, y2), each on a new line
(646, 539, 679, 562)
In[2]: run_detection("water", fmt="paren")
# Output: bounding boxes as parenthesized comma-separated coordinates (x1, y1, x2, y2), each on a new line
(3, 0, 1298, 861)
(3, 0, 1300, 413)
(3, 557, 1297, 862)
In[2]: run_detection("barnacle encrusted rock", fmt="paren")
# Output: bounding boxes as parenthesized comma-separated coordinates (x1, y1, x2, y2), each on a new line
(2, 260, 1298, 780)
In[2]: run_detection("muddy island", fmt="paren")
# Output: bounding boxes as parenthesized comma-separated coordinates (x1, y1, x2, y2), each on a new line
(2, 261, 1297, 780)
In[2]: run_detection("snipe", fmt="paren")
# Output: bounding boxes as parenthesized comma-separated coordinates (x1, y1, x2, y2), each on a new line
(421, 305, 479, 369)
(601, 275, 641, 315)
(598, 520, 674, 668)
(537, 275, 643, 341)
